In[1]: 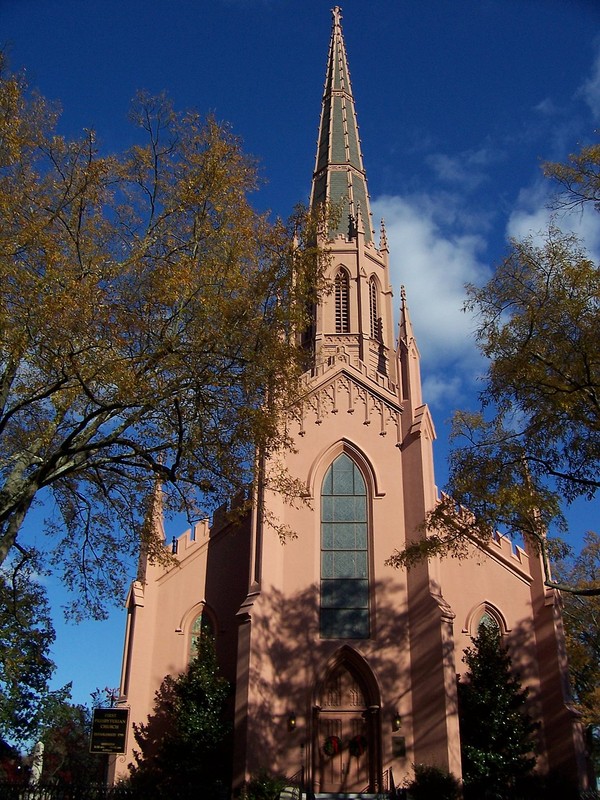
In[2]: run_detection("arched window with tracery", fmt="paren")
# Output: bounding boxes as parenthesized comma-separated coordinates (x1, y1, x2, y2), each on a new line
(321, 453, 370, 639)
(335, 270, 350, 333)
(369, 277, 378, 340)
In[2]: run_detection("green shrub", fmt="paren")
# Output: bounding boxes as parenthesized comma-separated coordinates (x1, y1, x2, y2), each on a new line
(406, 763, 461, 800)
(242, 770, 287, 800)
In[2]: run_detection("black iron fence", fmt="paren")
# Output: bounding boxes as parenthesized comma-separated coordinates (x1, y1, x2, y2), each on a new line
(0, 785, 135, 800)
(2, 781, 596, 800)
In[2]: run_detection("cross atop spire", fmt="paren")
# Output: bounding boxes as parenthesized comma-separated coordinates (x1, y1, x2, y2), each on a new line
(310, 5, 374, 243)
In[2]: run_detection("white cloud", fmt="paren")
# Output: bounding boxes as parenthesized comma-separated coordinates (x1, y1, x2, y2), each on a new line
(507, 181, 600, 261)
(372, 192, 489, 406)
(505, 181, 553, 243)
(534, 97, 559, 117)
(578, 44, 600, 121)
(421, 373, 464, 409)
(426, 147, 497, 192)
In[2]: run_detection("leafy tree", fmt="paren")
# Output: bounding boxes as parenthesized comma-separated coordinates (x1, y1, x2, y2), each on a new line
(90, 686, 121, 709)
(39, 701, 105, 785)
(129, 635, 229, 799)
(0, 61, 328, 615)
(0, 739, 24, 783)
(542, 140, 600, 210)
(0, 550, 71, 744)
(387, 138, 599, 597)
(458, 623, 537, 799)
(554, 532, 600, 775)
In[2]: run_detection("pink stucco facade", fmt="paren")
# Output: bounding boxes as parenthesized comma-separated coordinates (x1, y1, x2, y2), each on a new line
(111, 7, 587, 795)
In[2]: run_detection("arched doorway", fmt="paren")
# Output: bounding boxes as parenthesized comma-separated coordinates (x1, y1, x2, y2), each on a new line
(313, 655, 380, 793)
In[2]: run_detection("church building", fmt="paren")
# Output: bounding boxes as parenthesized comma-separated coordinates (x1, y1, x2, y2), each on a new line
(112, 8, 587, 795)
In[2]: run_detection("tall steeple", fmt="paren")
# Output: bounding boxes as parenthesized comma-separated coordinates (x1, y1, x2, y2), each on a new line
(310, 6, 374, 243)
(308, 6, 395, 383)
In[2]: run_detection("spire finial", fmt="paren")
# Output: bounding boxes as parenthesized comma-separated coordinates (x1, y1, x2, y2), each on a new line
(332, 6, 342, 25)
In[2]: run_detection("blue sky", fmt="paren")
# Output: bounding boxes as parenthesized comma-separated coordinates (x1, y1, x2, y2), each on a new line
(2, 0, 599, 711)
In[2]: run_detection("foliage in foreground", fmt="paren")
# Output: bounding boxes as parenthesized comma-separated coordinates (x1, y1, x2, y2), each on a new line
(405, 763, 460, 800)
(128, 636, 229, 799)
(241, 770, 287, 800)
(39, 702, 105, 785)
(0, 552, 70, 744)
(554, 532, 600, 775)
(458, 624, 537, 799)
(388, 136, 600, 597)
(0, 59, 329, 616)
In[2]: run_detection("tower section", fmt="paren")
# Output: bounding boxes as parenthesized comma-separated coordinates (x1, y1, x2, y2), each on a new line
(309, 6, 396, 385)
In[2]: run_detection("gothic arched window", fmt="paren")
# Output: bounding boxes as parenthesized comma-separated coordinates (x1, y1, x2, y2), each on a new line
(320, 453, 370, 639)
(335, 270, 350, 333)
(369, 277, 378, 340)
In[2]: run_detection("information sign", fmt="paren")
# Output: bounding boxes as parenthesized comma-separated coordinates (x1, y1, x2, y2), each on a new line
(90, 708, 129, 754)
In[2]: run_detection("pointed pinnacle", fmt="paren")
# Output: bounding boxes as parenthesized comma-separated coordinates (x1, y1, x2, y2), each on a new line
(380, 218, 389, 252)
(399, 285, 415, 345)
(356, 201, 364, 234)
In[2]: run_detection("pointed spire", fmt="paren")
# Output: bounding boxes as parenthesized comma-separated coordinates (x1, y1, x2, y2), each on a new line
(398, 285, 416, 346)
(398, 285, 423, 409)
(310, 6, 374, 243)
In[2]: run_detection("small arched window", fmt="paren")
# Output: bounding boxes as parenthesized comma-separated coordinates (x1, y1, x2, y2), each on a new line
(335, 270, 350, 333)
(320, 453, 370, 639)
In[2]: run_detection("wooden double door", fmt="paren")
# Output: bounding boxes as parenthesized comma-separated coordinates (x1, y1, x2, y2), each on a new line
(314, 661, 378, 793)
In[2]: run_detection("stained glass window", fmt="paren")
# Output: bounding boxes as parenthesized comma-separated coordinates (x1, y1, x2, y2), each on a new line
(321, 454, 370, 638)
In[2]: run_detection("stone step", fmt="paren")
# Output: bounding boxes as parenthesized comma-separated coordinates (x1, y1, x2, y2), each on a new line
(313, 794, 388, 799)
(280, 791, 389, 800)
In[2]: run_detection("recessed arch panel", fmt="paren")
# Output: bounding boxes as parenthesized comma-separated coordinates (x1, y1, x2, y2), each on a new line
(179, 601, 218, 662)
(314, 645, 381, 708)
(463, 601, 509, 636)
(334, 268, 350, 333)
(368, 275, 380, 340)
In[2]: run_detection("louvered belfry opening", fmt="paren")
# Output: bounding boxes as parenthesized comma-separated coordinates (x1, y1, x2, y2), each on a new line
(335, 269, 350, 333)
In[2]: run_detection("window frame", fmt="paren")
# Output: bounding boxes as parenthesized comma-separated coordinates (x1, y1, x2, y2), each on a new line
(369, 276, 378, 340)
(320, 453, 371, 640)
(335, 269, 350, 334)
